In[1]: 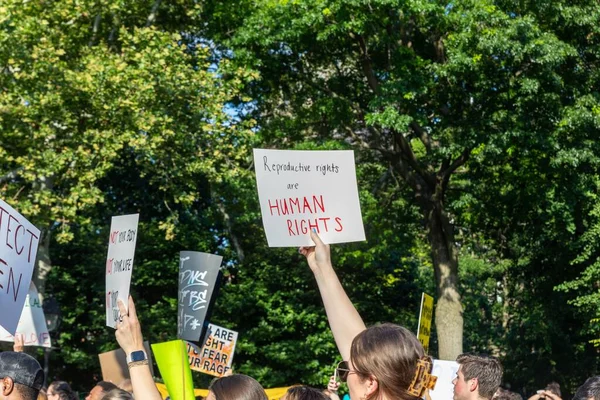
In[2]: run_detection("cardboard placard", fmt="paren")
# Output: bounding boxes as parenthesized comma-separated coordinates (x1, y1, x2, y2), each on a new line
(187, 323, 237, 377)
(0, 282, 51, 347)
(253, 149, 366, 247)
(0, 199, 41, 335)
(417, 292, 434, 354)
(98, 341, 153, 384)
(177, 251, 222, 341)
(105, 214, 139, 328)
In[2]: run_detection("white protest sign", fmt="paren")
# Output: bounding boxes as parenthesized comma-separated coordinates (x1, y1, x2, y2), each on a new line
(187, 323, 238, 377)
(430, 360, 459, 400)
(0, 199, 41, 335)
(105, 214, 139, 328)
(253, 149, 366, 247)
(0, 282, 51, 348)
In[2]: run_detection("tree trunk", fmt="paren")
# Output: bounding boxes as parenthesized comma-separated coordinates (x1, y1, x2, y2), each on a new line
(427, 201, 463, 360)
(33, 229, 52, 302)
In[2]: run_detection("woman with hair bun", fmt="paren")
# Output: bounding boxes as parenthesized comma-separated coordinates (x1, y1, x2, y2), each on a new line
(299, 231, 437, 400)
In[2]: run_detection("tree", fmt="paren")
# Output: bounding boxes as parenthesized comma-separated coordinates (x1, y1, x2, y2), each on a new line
(201, 0, 582, 359)
(0, 0, 254, 297)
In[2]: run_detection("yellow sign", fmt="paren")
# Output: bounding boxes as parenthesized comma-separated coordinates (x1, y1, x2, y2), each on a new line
(417, 293, 434, 354)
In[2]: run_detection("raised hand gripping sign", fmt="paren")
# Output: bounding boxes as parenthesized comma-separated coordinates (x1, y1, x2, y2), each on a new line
(253, 149, 366, 247)
(0, 199, 41, 336)
(177, 251, 222, 341)
(105, 214, 139, 328)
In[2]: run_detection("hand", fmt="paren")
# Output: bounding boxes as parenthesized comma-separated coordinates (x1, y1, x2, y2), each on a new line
(540, 391, 562, 400)
(299, 230, 332, 273)
(327, 376, 340, 392)
(13, 334, 24, 352)
(115, 296, 145, 354)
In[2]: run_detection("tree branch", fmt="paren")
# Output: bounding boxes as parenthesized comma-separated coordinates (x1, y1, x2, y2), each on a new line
(440, 147, 472, 191)
(0, 167, 23, 184)
(89, 14, 102, 47)
(146, 0, 162, 27)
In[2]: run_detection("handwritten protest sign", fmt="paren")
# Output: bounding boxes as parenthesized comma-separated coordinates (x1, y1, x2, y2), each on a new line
(0, 199, 41, 335)
(0, 282, 51, 347)
(417, 292, 434, 354)
(177, 251, 222, 341)
(253, 149, 366, 247)
(187, 323, 238, 377)
(105, 214, 139, 328)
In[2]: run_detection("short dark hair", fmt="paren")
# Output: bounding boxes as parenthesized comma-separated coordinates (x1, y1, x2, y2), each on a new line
(546, 382, 561, 398)
(573, 376, 600, 400)
(49, 380, 77, 400)
(96, 381, 119, 393)
(15, 382, 40, 400)
(284, 386, 329, 400)
(100, 388, 134, 400)
(209, 374, 267, 400)
(456, 353, 503, 400)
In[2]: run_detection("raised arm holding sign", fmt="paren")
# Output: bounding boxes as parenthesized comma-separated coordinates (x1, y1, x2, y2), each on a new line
(253, 149, 366, 247)
(0, 199, 41, 336)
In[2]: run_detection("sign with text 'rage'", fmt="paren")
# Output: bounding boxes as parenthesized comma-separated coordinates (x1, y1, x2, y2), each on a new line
(187, 323, 237, 377)
(105, 214, 139, 328)
(0, 282, 51, 348)
(177, 251, 222, 341)
(0, 199, 40, 335)
(253, 149, 366, 247)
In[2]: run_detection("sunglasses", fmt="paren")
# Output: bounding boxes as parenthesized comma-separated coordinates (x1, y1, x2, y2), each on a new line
(334, 361, 354, 383)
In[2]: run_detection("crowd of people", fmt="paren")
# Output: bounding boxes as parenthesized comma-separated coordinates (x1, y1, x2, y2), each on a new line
(1, 231, 598, 400)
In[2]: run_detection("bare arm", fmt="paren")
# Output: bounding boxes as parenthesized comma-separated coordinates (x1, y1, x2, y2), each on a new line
(116, 296, 162, 400)
(299, 230, 366, 361)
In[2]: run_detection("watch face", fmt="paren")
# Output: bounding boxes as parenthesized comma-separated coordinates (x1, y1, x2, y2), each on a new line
(129, 351, 147, 362)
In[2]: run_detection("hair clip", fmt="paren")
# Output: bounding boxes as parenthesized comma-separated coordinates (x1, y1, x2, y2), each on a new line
(407, 357, 438, 398)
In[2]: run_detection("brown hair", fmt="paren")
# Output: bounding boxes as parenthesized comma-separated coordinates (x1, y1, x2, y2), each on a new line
(456, 354, 503, 400)
(209, 374, 267, 400)
(350, 323, 425, 400)
(283, 386, 329, 400)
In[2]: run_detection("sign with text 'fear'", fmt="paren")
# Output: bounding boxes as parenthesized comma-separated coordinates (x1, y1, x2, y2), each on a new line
(187, 323, 237, 377)
(253, 149, 366, 247)
(0, 198, 40, 336)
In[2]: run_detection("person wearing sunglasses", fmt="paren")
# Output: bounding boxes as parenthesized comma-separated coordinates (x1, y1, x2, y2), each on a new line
(300, 230, 437, 400)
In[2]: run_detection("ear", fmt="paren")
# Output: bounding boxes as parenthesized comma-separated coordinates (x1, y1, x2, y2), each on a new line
(1, 377, 15, 396)
(469, 378, 479, 393)
(365, 375, 379, 397)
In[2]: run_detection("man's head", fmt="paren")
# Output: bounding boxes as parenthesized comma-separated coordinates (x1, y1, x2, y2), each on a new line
(0, 351, 44, 400)
(85, 381, 118, 400)
(453, 354, 503, 400)
(573, 376, 600, 400)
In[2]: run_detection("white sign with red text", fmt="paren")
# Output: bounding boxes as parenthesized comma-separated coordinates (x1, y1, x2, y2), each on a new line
(105, 214, 139, 328)
(253, 149, 366, 247)
(0, 199, 41, 335)
(0, 282, 51, 348)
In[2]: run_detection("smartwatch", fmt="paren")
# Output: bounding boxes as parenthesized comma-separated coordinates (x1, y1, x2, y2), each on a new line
(126, 350, 148, 364)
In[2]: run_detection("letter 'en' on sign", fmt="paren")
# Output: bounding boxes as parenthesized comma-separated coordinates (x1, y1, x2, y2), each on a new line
(417, 292, 434, 354)
(253, 148, 366, 247)
(177, 251, 222, 342)
(0, 198, 41, 336)
(0, 282, 51, 348)
(186, 323, 238, 377)
(105, 214, 139, 329)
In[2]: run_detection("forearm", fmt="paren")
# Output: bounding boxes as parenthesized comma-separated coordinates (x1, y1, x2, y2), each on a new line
(129, 364, 162, 400)
(313, 265, 366, 361)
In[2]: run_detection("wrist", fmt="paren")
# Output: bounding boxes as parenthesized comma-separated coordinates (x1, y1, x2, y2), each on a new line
(126, 349, 148, 364)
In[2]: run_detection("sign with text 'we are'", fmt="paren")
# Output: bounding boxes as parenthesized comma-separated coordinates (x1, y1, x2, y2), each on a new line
(187, 323, 238, 377)
(105, 214, 139, 328)
(253, 149, 366, 247)
(0, 198, 40, 336)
